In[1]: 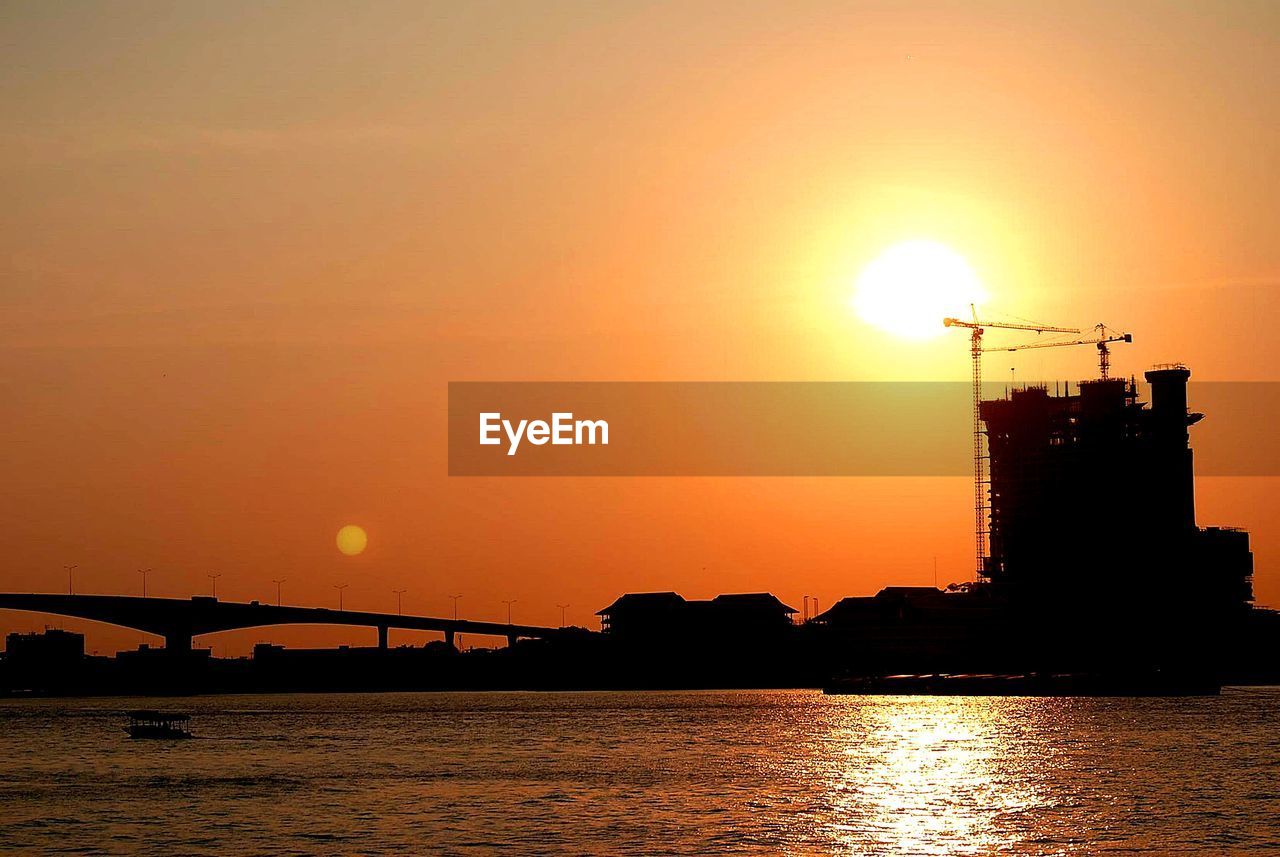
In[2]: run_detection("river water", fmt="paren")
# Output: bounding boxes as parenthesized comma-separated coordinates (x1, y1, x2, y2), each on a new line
(2, 689, 1279, 855)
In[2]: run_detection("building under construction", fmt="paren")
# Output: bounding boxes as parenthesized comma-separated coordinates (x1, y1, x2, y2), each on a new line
(981, 364, 1253, 669)
(815, 363, 1256, 678)
(982, 367, 1251, 596)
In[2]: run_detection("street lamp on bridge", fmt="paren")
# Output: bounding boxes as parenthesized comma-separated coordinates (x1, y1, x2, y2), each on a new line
(272, 578, 286, 606)
(393, 589, 407, 615)
(207, 572, 222, 598)
(64, 565, 77, 595)
(137, 568, 151, 598)
(556, 603, 570, 628)
(334, 583, 348, 611)
(502, 599, 517, 625)
(449, 594, 462, 620)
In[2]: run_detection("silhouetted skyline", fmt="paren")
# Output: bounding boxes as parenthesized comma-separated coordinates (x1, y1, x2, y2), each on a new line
(4, 2, 1280, 658)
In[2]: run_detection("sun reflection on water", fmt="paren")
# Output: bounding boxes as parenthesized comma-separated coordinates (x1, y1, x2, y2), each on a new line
(821, 697, 1050, 855)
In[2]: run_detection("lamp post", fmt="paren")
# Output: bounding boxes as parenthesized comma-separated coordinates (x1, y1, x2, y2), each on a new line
(137, 568, 151, 598)
(207, 572, 221, 598)
(502, 599, 517, 625)
(449, 594, 462, 621)
(393, 589, 407, 615)
(64, 565, 77, 595)
(272, 578, 286, 606)
(556, 603, 569, 628)
(334, 583, 348, 611)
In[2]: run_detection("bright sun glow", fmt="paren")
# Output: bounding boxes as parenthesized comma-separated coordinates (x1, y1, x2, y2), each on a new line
(336, 524, 368, 556)
(852, 240, 988, 339)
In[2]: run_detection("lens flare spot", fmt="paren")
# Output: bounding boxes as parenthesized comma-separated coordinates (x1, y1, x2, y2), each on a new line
(336, 525, 368, 556)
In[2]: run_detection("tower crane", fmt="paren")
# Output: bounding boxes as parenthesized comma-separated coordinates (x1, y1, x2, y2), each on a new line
(943, 307, 1132, 578)
(984, 323, 1133, 380)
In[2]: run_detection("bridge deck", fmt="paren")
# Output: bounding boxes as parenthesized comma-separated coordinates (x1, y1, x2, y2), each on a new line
(0, 593, 589, 649)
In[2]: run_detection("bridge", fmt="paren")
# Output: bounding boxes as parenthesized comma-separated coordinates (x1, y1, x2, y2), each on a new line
(0, 593, 588, 651)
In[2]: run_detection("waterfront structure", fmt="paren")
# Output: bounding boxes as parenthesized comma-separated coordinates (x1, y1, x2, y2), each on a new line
(597, 592, 797, 639)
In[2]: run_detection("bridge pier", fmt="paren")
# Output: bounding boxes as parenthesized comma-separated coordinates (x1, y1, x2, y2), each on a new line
(507, 633, 518, 648)
(445, 629, 455, 648)
(377, 625, 388, 650)
(164, 629, 192, 652)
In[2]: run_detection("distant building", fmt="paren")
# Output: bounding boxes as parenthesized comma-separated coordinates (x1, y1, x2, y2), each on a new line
(816, 587, 951, 626)
(807, 586, 1006, 673)
(4, 629, 84, 666)
(2, 629, 87, 692)
(117, 643, 211, 662)
(597, 592, 797, 639)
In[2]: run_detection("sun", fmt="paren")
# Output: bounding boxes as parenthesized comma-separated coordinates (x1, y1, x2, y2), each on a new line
(336, 524, 368, 556)
(852, 240, 988, 339)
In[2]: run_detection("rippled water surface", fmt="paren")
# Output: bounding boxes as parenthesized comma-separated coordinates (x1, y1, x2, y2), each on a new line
(3, 689, 1280, 854)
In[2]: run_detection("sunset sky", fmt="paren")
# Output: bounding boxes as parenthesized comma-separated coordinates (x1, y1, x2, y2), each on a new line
(3, 1, 1278, 654)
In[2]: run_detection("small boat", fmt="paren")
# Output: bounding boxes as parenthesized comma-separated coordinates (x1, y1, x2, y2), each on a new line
(125, 710, 193, 739)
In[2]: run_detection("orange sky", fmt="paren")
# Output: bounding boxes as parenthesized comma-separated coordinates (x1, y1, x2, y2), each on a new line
(3, 1, 1278, 655)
